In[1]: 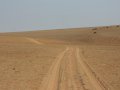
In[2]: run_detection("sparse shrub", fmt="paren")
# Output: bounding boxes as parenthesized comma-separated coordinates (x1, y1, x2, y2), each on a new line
(92, 28, 97, 30)
(106, 26, 109, 29)
(93, 31, 96, 34)
(116, 25, 120, 27)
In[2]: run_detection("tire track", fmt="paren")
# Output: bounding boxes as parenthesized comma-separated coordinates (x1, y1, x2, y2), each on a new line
(57, 47, 79, 90)
(39, 46, 108, 90)
(39, 47, 69, 90)
(25, 37, 43, 45)
(76, 47, 107, 90)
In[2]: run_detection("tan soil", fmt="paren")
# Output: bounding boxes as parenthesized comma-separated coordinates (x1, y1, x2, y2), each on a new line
(0, 25, 120, 90)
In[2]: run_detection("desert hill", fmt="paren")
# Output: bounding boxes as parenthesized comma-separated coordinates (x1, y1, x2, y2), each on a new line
(1, 25, 120, 45)
(0, 25, 120, 90)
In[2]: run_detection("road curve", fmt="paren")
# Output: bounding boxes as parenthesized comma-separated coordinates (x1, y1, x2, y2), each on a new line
(39, 47, 108, 90)
(40, 47, 69, 90)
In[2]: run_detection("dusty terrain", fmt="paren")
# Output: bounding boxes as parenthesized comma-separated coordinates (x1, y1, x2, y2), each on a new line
(0, 25, 120, 90)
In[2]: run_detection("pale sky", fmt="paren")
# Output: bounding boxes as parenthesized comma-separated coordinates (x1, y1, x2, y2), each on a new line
(0, 0, 120, 32)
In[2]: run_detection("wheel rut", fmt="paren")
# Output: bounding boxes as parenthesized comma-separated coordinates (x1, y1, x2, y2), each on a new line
(39, 47, 108, 90)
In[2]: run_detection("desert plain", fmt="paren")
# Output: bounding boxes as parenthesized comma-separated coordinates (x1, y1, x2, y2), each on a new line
(0, 25, 120, 90)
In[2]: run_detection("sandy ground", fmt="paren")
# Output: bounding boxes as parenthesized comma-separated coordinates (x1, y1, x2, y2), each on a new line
(0, 37, 65, 90)
(0, 25, 120, 90)
(40, 47, 106, 90)
(80, 45, 120, 90)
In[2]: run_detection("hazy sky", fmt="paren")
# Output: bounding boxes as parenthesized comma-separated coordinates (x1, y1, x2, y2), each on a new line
(0, 0, 120, 32)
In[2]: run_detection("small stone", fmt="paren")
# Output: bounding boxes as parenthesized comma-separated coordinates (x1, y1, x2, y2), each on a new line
(12, 67, 16, 70)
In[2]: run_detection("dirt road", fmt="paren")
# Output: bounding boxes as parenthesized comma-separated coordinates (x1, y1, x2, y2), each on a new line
(26, 37, 43, 45)
(40, 47, 107, 90)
